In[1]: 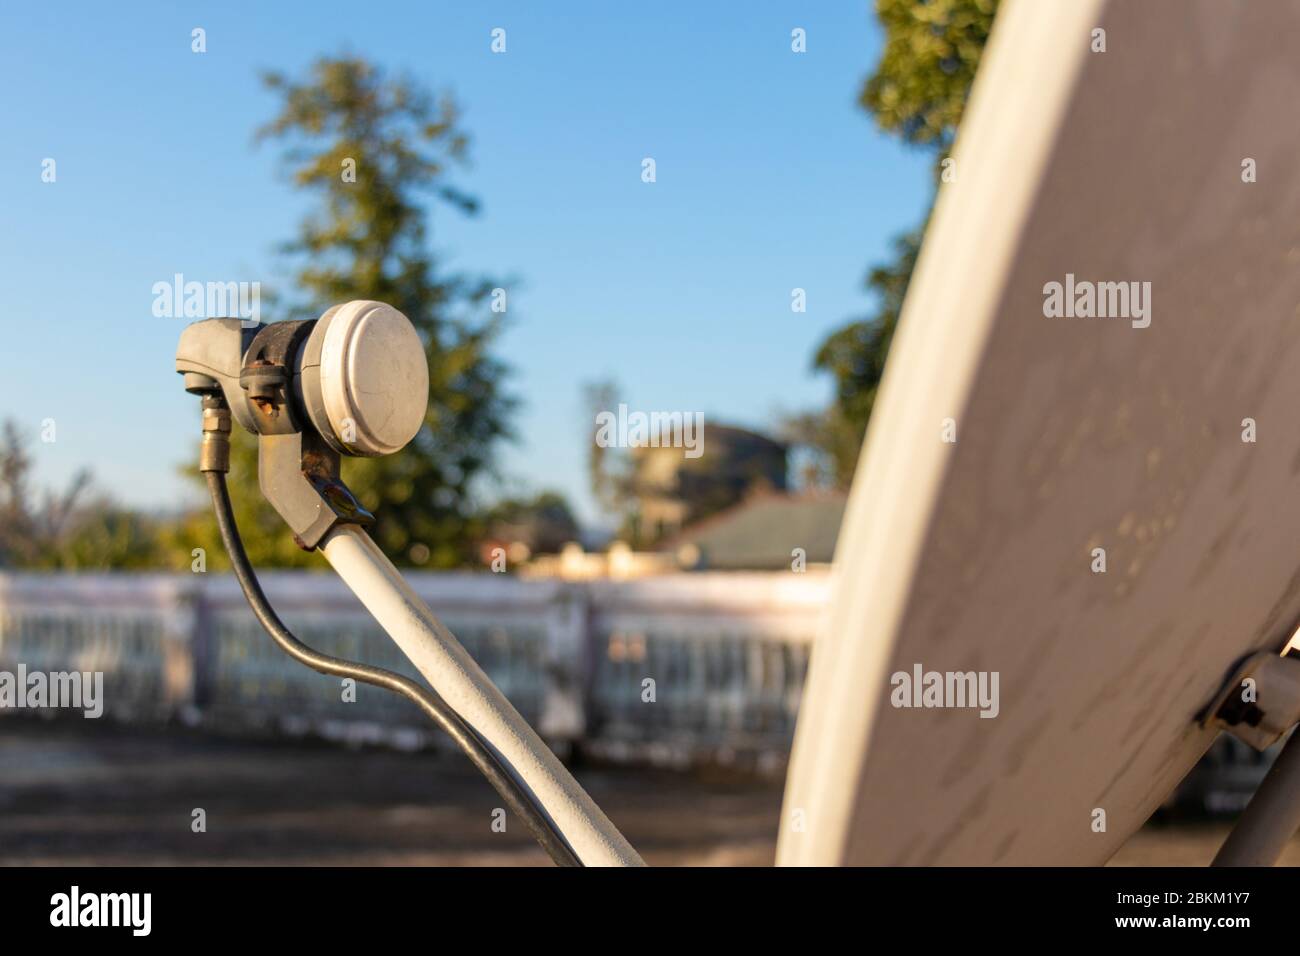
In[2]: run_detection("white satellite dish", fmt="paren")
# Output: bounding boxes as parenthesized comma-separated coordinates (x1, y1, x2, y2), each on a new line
(779, 0, 1300, 865)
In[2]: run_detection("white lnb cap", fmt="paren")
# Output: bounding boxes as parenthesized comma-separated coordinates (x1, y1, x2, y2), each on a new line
(298, 301, 429, 457)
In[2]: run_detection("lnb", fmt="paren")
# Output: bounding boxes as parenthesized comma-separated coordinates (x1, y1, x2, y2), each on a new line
(176, 301, 431, 550)
(175, 300, 429, 458)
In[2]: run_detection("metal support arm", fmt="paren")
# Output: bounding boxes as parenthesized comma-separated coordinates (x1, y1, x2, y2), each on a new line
(320, 524, 643, 866)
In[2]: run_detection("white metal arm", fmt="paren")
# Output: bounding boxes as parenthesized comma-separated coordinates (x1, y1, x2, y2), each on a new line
(320, 524, 644, 867)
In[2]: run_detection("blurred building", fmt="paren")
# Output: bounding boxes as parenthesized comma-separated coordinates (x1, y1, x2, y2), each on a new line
(477, 491, 582, 568)
(521, 492, 847, 578)
(631, 424, 788, 543)
(520, 540, 676, 580)
(662, 491, 847, 571)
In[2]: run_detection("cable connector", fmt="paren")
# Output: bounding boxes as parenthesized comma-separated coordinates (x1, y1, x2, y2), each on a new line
(199, 395, 232, 474)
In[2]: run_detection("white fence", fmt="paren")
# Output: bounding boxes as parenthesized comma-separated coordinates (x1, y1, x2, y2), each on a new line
(0, 571, 827, 766)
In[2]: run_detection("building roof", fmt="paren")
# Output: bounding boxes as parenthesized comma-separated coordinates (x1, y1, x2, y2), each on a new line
(661, 491, 847, 571)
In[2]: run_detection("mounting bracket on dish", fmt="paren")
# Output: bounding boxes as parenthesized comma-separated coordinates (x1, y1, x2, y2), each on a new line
(1201, 648, 1300, 866)
(1202, 649, 1300, 750)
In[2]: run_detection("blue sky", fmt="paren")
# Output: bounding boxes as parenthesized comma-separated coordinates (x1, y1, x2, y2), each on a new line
(0, 1, 930, 526)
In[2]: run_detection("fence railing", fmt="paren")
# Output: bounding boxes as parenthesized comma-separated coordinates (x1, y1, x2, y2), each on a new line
(0, 571, 827, 765)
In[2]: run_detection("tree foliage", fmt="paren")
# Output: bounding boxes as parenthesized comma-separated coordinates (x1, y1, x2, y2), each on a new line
(862, 0, 998, 151)
(0, 421, 168, 570)
(809, 0, 997, 484)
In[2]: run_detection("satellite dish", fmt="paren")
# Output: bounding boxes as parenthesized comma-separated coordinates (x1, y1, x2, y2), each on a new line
(778, 0, 1300, 865)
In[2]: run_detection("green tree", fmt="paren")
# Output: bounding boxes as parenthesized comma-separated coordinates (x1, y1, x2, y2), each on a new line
(0, 420, 168, 570)
(179, 56, 513, 569)
(862, 0, 998, 151)
(808, 0, 998, 484)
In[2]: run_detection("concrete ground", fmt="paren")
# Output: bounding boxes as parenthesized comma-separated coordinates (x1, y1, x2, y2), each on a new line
(1, 718, 1294, 866)
(0, 719, 779, 866)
